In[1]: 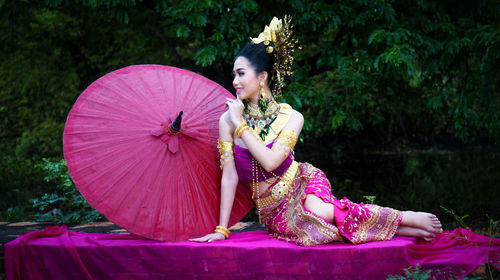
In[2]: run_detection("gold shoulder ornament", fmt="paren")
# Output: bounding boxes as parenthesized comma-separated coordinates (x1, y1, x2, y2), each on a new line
(277, 130, 298, 150)
(274, 129, 298, 158)
(217, 139, 234, 169)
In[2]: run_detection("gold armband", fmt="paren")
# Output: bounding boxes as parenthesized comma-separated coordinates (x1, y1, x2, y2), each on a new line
(217, 139, 234, 169)
(277, 130, 298, 150)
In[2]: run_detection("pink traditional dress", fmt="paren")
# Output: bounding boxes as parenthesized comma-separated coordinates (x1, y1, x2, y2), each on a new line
(232, 102, 403, 246)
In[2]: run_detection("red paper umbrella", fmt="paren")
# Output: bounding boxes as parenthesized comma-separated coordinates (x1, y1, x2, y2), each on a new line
(63, 65, 253, 241)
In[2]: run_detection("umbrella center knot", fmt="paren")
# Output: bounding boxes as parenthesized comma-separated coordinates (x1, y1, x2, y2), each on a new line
(150, 122, 181, 153)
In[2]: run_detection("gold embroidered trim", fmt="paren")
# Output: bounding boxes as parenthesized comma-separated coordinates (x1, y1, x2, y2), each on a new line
(256, 161, 299, 208)
(217, 139, 234, 169)
(351, 206, 402, 244)
(282, 164, 343, 246)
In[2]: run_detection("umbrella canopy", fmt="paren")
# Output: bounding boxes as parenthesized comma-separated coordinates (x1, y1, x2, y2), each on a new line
(63, 65, 253, 241)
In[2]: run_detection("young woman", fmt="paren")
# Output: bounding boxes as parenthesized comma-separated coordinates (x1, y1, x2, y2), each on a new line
(190, 17, 442, 246)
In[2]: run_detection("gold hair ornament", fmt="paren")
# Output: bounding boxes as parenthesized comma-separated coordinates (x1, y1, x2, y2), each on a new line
(250, 15, 299, 98)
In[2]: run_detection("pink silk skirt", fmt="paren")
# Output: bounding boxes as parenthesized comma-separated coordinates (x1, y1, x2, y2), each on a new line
(259, 162, 403, 246)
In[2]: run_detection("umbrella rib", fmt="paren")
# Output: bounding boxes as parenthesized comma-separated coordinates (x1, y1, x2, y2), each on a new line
(76, 94, 149, 120)
(134, 65, 164, 119)
(80, 151, 141, 210)
(92, 83, 157, 121)
(112, 73, 158, 121)
(67, 132, 151, 154)
(184, 83, 219, 112)
(110, 148, 163, 232)
(169, 69, 178, 113)
(180, 143, 218, 231)
(64, 129, 147, 135)
(69, 112, 126, 122)
(69, 137, 153, 183)
(65, 133, 147, 155)
(140, 145, 170, 239)
(91, 145, 152, 209)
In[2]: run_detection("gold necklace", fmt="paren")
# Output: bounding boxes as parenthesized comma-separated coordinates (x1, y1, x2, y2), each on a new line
(243, 100, 280, 142)
(245, 99, 279, 117)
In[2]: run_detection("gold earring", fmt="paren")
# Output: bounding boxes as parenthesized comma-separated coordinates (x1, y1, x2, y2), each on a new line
(258, 81, 269, 113)
(259, 81, 266, 99)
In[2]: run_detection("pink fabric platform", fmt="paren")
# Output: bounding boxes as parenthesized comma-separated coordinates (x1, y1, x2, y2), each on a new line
(4, 225, 499, 280)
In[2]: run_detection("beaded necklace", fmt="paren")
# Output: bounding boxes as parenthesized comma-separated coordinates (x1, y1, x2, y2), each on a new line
(251, 158, 261, 223)
(252, 144, 293, 223)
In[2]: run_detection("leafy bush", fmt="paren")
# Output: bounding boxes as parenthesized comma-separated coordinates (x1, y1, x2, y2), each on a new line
(386, 265, 433, 280)
(386, 265, 484, 280)
(30, 158, 104, 224)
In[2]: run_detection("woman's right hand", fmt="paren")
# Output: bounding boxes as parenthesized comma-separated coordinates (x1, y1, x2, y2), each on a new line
(225, 97, 244, 127)
(189, 232, 226, 243)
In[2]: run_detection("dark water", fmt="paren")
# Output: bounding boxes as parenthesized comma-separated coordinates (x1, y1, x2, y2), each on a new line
(292, 145, 500, 231)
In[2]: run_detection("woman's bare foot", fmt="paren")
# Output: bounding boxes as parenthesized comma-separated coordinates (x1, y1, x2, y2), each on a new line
(395, 225, 435, 241)
(401, 211, 443, 234)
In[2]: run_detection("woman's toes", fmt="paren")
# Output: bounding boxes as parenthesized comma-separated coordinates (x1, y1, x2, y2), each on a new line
(422, 231, 435, 242)
(423, 236, 434, 242)
(402, 211, 443, 234)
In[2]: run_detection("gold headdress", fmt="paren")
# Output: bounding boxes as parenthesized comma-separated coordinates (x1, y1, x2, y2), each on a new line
(250, 15, 298, 98)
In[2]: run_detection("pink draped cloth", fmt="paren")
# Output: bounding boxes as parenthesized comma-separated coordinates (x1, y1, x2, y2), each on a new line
(4, 225, 499, 280)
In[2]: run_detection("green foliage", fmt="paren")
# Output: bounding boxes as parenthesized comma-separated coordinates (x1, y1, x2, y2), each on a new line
(2, 1, 499, 145)
(386, 265, 432, 280)
(363, 195, 376, 204)
(4, 205, 30, 222)
(386, 264, 484, 280)
(30, 158, 104, 224)
(0, 156, 50, 216)
(440, 205, 470, 229)
(1, 0, 499, 221)
(487, 216, 500, 238)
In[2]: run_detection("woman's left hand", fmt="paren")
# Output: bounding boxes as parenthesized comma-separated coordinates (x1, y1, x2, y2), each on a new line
(189, 232, 226, 242)
(225, 97, 244, 127)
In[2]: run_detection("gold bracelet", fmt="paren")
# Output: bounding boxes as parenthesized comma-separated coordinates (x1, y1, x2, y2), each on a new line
(234, 121, 247, 137)
(214, 225, 230, 239)
(237, 125, 249, 138)
(215, 225, 230, 235)
(214, 229, 229, 239)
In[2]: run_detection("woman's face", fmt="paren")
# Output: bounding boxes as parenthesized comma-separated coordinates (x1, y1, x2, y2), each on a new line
(232, 56, 261, 102)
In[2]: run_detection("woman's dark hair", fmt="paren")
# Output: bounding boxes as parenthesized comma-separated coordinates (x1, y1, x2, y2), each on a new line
(235, 42, 276, 79)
